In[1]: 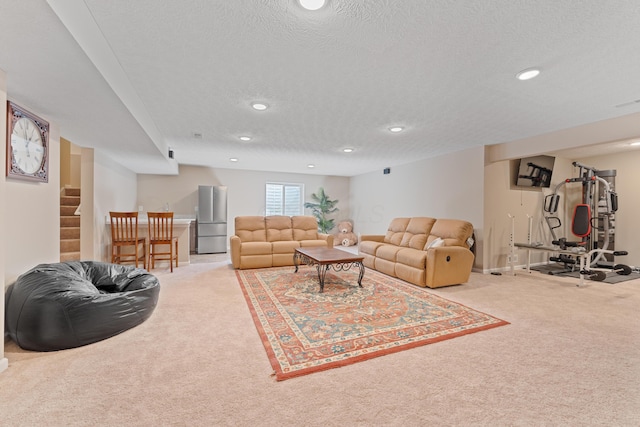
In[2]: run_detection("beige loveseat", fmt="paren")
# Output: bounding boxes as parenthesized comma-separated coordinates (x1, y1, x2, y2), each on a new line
(230, 216, 334, 269)
(359, 217, 475, 288)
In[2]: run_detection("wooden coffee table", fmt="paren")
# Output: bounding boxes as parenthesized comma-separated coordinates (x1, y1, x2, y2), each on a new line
(294, 247, 365, 293)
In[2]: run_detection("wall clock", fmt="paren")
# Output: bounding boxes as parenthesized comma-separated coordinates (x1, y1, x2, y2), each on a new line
(6, 101, 49, 182)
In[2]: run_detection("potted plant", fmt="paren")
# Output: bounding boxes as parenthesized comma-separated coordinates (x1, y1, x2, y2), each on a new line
(304, 187, 338, 234)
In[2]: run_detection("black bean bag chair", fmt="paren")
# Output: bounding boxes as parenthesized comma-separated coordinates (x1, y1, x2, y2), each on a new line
(5, 261, 160, 351)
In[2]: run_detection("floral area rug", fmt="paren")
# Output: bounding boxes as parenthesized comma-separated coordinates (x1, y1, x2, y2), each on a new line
(236, 266, 508, 381)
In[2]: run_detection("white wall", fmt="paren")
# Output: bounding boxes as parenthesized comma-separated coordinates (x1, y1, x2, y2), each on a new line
(91, 152, 138, 261)
(2, 71, 60, 372)
(1, 69, 7, 372)
(137, 165, 351, 244)
(350, 146, 485, 268)
(4, 114, 60, 283)
(483, 156, 577, 272)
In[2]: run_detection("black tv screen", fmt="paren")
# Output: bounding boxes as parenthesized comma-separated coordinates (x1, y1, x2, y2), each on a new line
(516, 155, 555, 188)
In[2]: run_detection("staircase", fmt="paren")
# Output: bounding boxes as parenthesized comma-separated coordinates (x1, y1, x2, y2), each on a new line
(60, 187, 81, 262)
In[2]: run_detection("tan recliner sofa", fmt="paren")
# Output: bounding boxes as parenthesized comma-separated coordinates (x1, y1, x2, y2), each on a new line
(230, 216, 334, 269)
(359, 217, 475, 288)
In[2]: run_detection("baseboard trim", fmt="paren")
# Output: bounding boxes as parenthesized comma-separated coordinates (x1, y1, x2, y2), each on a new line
(0, 357, 8, 374)
(479, 261, 549, 275)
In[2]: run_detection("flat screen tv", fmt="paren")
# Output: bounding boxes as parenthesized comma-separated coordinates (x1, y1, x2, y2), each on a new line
(515, 155, 555, 188)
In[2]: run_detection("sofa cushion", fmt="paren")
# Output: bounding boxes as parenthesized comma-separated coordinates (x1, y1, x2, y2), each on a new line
(376, 244, 403, 262)
(299, 240, 327, 247)
(374, 258, 397, 277)
(266, 216, 293, 242)
(396, 264, 426, 288)
(240, 241, 272, 256)
(359, 240, 383, 256)
(240, 255, 272, 269)
(384, 218, 410, 245)
(272, 240, 300, 254)
(399, 217, 436, 249)
(362, 252, 376, 269)
(429, 219, 474, 248)
(396, 247, 428, 269)
(292, 216, 319, 241)
(235, 216, 267, 242)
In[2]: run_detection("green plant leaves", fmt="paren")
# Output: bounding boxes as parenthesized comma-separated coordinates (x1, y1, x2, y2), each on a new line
(304, 187, 339, 233)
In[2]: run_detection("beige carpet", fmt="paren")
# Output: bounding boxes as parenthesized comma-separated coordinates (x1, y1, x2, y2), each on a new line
(1, 256, 640, 426)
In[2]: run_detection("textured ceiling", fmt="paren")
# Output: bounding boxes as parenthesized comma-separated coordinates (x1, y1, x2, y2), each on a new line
(2, 0, 640, 176)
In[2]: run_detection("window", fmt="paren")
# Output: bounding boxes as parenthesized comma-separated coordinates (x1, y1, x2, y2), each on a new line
(266, 182, 304, 216)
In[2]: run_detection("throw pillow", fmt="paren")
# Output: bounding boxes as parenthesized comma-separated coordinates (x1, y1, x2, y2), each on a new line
(427, 237, 445, 249)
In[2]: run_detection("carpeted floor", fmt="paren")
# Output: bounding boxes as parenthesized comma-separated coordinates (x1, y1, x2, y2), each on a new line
(237, 266, 508, 380)
(1, 254, 639, 426)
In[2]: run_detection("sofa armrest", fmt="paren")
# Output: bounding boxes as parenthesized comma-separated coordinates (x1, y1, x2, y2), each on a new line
(230, 236, 242, 269)
(426, 246, 475, 288)
(318, 233, 334, 247)
(360, 234, 384, 243)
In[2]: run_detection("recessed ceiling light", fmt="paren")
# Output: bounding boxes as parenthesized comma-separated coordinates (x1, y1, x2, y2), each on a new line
(239, 136, 252, 141)
(389, 126, 404, 133)
(307, 164, 315, 168)
(229, 158, 239, 162)
(251, 102, 268, 111)
(299, 0, 326, 11)
(630, 141, 640, 146)
(343, 148, 354, 153)
(516, 68, 541, 81)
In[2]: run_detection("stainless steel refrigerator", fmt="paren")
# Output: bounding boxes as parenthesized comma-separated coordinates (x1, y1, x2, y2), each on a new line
(197, 185, 227, 253)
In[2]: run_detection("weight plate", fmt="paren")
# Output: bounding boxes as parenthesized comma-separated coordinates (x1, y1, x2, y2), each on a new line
(614, 264, 632, 275)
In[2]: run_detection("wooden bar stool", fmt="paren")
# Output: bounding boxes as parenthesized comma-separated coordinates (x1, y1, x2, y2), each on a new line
(148, 212, 178, 272)
(109, 211, 147, 269)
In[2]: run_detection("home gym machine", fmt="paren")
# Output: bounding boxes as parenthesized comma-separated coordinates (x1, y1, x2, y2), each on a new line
(511, 162, 631, 285)
(511, 217, 629, 286)
(543, 162, 630, 281)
